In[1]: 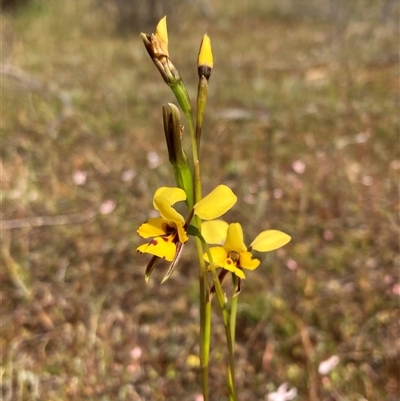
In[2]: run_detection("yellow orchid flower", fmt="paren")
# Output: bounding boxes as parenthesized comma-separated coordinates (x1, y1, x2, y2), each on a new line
(137, 185, 237, 282)
(202, 221, 291, 289)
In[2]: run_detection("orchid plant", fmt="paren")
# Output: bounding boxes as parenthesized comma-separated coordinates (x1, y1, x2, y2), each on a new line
(138, 17, 291, 401)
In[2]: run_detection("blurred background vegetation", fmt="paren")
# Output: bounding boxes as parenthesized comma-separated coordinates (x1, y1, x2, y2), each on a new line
(1, 0, 399, 400)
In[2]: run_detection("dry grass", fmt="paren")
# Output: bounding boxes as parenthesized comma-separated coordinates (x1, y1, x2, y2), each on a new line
(1, 0, 399, 400)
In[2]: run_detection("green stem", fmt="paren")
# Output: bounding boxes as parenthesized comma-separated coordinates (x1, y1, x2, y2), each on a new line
(230, 275, 239, 348)
(195, 76, 209, 151)
(195, 235, 210, 400)
(185, 114, 202, 202)
(184, 109, 211, 401)
(203, 242, 237, 401)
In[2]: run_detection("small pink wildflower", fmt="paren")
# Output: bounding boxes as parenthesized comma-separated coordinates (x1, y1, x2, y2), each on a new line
(292, 159, 306, 174)
(73, 170, 87, 185)
(268, 382, 297, 401)
(318, 355, 340, 375)
(99, 200, 116, 215)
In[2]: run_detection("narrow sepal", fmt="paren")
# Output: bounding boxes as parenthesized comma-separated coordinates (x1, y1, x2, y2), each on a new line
(161, 242, 185, 283)
(145, 255, 160, 282)
(209, 269, 229, 300)
(233, 276, 242, 297)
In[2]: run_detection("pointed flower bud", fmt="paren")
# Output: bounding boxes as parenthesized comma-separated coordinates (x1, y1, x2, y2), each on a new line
(140, 16, 180, 85)
(162, 103, 194, 208)
(155, 16, 169, 57)
(198, 34, 213, 80)
(141, 17, 192, 117)
(163, 103, 186, 167)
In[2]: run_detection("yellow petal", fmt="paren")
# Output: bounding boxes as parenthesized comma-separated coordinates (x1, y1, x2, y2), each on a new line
(239, 251, 260, 270)
(198, 34, 213, 68)
(176, 222, 189, 244)
(155, 16, 168, 55)
(224, 223, 247, 253)
(250, 230, 291, 252)
(194, 185, 237, 220)
(153, 187, 186, 210)
(203, 246, 228, 267)
(154, 196, 185, 224)
(137, 236, 176, 262)
(137, 218, 168, 238)
(201, 220, 229, 244)
(223, 260, 246, 279)
(204, 246, 246, 279)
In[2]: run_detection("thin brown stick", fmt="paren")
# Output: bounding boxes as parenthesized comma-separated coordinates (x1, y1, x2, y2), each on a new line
(293, 316, 319, 401)
(1, 208, 97, 230)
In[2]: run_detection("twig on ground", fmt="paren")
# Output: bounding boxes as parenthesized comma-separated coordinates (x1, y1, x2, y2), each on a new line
(0, 208, 98, 230)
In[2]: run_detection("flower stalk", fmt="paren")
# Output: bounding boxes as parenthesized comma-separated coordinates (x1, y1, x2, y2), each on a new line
(138, 16, 291, 401)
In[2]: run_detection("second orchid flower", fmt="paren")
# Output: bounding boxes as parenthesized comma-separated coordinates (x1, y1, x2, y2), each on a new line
(137, 185, 237, 283)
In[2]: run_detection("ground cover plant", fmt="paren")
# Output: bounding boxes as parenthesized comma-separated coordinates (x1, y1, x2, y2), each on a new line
(1, 0, 399, 400)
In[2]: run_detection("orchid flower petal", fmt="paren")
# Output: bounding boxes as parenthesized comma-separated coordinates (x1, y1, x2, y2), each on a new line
(194, 185, 237, 220)
(251, 230, 291, 252)
(240, 251, 260, 270)
(137, 235, 176, 262)
(204, 246, 228, 266)
(176, 222, 189, 243)
(137, 218, 168, 239)
(223, 261, 246, 279)
(154, 195, 185, 224)
(153, 187, 186, 210)
(224, 223, 247, 253)
(201, 220, 229, 245)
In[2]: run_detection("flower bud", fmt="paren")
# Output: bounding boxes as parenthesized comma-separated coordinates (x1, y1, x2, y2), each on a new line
(140, 16, 181, 85)
(162, 103, 194, 208)
(198, 34, 213, 80)
(141, 17, 192, 117)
